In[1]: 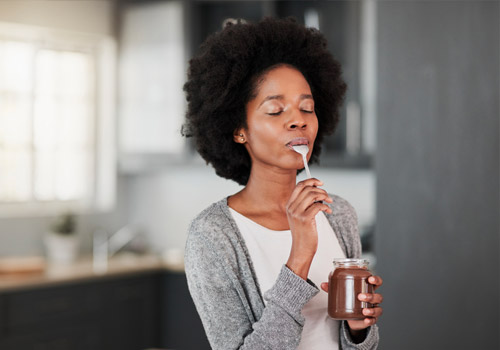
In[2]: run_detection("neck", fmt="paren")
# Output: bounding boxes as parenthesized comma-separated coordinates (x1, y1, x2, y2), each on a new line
(239, 166, 298, 213)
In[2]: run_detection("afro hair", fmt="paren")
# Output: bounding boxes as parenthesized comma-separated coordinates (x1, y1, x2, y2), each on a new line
(182, 17, 346, 185)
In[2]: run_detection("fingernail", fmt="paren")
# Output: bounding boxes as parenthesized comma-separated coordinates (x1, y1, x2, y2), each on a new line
(359, 293, 366, 300)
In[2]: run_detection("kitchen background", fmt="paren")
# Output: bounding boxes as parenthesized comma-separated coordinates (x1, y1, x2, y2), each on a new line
(0, 1, 497, 350)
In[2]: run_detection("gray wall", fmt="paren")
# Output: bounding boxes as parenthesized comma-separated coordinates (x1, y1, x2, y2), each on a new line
(375, 1, 499, 349)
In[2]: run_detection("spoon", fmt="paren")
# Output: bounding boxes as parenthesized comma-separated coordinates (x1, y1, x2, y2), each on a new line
(292, 145, 312, 179)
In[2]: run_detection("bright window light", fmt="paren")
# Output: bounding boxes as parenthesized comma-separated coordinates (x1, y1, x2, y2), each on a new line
(0, 22, 116, 216)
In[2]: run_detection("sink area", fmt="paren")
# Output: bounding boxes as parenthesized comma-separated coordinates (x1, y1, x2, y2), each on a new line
(0, 252, 184, 293)
(92, 224, 150, 273)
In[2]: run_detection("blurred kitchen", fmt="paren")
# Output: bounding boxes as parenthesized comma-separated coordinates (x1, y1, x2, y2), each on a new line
(0, 0, 497, 349)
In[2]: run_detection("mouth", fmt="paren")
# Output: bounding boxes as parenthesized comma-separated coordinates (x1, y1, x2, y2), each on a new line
(286, 137, 309, 150)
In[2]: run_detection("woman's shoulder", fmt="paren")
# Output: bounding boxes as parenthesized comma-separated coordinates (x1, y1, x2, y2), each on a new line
(185, 198, 231, 261)
(188, 197, 231, 236)
(328, 193, 358, 219)
(185, 197, 246, 272)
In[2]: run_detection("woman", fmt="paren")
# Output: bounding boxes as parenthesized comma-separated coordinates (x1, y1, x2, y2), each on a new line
(183, 17, 383, 349)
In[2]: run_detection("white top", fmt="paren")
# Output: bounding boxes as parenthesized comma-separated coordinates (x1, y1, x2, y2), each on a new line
(229, 209, 346, 350)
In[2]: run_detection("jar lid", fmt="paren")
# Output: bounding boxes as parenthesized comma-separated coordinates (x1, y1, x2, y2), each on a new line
(333, 258, 369, 267)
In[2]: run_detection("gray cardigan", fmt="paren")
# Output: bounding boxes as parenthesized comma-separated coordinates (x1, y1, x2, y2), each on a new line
(185, 195, 379, 350)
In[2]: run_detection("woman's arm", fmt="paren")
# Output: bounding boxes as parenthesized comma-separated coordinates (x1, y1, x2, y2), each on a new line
(185, 228, 319, 350)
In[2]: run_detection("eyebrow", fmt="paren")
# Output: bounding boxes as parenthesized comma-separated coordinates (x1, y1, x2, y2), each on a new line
(258, 94, 314, 108)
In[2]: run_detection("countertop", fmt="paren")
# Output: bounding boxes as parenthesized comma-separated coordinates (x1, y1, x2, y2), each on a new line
(0, 253, 184, 293)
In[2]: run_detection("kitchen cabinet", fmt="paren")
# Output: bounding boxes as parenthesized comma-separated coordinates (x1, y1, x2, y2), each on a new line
(0, 269, 210, 350)
(118, 1, 188, 173)
(0, 272, 162, 350)
(161, 271, 211, 350)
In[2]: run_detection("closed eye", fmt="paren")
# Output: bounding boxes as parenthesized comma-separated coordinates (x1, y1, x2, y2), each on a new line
(267, 110, 313, 115)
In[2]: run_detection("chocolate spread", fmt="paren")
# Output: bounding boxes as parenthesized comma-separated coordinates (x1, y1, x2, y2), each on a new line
(328, 259, 373, 320)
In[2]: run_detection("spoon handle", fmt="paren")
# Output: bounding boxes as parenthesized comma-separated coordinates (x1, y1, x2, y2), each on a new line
(301, 154, 312, 179)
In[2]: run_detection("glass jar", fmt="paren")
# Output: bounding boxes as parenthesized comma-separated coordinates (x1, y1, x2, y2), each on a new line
(328, 258, 373, 320)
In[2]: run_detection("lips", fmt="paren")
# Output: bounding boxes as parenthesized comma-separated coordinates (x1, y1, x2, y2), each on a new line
(286, 137, 309, 149)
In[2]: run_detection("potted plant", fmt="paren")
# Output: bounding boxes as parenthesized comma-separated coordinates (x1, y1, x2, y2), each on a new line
(44, 212, 80, 263)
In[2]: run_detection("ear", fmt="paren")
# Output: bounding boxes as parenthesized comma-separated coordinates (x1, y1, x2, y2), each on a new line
(233, 129, 246, 144)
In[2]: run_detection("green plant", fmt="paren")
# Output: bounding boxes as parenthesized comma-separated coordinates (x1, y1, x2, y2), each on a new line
(50, 212, 77, 235)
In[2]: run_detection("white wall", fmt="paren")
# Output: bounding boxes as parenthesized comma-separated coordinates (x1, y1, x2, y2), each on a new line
(125, 164, 376, 254)
(0, 0, 115, 35)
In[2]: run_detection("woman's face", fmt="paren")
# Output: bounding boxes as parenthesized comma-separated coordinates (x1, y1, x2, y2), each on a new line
(236, 65, 318, 174)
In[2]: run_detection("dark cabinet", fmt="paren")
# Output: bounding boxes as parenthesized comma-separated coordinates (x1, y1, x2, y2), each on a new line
(105, 276, 161, 349)
(0, 272, 162, 350)
(1, 324, 104, 350)
(161, 272, 210, 350)
(0, 270, 210, 350)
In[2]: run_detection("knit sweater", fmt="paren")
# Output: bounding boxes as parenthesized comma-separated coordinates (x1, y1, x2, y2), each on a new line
(185, 195, 379, 350)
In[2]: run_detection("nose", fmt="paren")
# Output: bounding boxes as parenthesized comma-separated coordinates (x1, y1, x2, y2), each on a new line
(286, 109, 307, 130)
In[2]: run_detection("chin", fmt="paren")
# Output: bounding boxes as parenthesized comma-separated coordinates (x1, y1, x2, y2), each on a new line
(290, 160, 307, 171)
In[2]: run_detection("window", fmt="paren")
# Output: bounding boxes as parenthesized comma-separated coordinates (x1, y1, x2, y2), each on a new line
(0, 22, 116, 217)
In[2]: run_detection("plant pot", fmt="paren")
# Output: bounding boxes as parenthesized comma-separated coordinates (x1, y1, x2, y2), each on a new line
(44, 233, 80, 264)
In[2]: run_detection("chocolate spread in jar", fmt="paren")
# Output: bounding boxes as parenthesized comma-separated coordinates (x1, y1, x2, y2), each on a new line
(328, 258, 373, 320)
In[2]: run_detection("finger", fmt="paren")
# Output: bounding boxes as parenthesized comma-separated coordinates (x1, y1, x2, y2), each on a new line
(287, 178, 324, 204)
(300, 177, 324, 187)
(362, 306, 383, 318)
(363, 317, 378, 326)
(288, 182, 330, 209)
(358, 293, 384, 305)
(303, 201, 333, 217)
(287, 194, 332, 220)
(346, 319, 366, 331)
(296, 190, 332, 213)
(320, 282, 329, 292)
(347, 317, 378, 331)
(289, 187, 332, 214)
(368, 275, 383, 289)
(297, 187, 332, 207)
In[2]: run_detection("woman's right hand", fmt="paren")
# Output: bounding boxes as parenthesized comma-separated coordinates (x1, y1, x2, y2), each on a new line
(285, 178, 333, 280)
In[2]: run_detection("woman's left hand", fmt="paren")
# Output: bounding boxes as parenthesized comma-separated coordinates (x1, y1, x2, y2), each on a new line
(321, 275, 384, 332)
